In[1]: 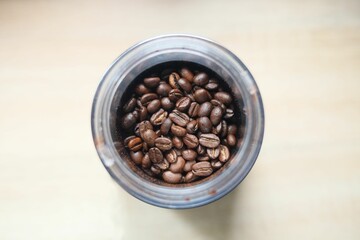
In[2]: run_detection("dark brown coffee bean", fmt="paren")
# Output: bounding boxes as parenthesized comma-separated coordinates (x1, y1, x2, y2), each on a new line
(142, 129, 157, 147)
(155, 137, 173, 151)
(134, 123, 141, 136)
(160, 97, 174, 110)
(186, 93, 195, 102)
(182, 149, 197, 161)
(165, 149, 178, 163)
(155, 159, 170, 170)
(121, 112, 136, 129)
(186, 120, 198, 134)
(138, 106, 148, 121)
(142, 153, 151, 168)
(138, 120, 153, 137)
(193, 72, 209, 86)
(171, 124, 187, 137)
(187, 102, 199, 117)
(168, 89, 183, 102)
(210, 106, 223, 125)
(151, 165, 161, 175)
(220, 120, 228, 138)
(175, 97, 191, 112)
(205, 78, 219, 91)
(172, 136, 183, 149)
(148, 147, 163, 163)
(228, 124, 237, 135)
(197, 155, 210, 161)
(140, 93, 158, 106)
(224, 108, 234, 119)
(130, 151, 143, 165)
(180, 68, 194, 82)
(160, 118, 172, 135)
(162, 171, 182, 183)
(144, 77, 160, 88)
(198, 117, 212, 133)
(207, 147, 220, 159)
(211, 160, 223, 169)
(124, 135, 136, 147)
(197, 144, 205, 155)
(192, 162, 213, 176)
(156, 82, 172, 97)
(212, 123, 222, 135)
(227, 134, 237, 147)
(169, 72, 180, 89)
(128, 137, 142, 152)
(135, 83, 150, 95)
(178, 78, 192, 93)
(174, 148, 182, 156)
(214, 92, 232, 106)
(199, 133, 220, 148)
(169, 110, 190, 127)
(169, 156, 185, 173)
(183, 160, 196, 172)
(219, 145, 230, 162)
(184, 171, 197, 183)
(194, 88, 211, 103)
(150, 108, 168, 125)
(198, 102, 213, 117)
(143, 142, 149, 152)
(122, 97, 137, 113)
(210, 99, 226, 113)
(147, 99, 161, 114)
(131, 110, 139, 122)
(183, 134, 199, 148)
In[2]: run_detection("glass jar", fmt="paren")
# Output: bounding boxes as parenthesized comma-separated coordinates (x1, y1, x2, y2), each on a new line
(91, 35, 264, 209)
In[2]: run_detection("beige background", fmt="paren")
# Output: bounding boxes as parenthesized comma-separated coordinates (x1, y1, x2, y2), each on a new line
(0, 0, 359, 239)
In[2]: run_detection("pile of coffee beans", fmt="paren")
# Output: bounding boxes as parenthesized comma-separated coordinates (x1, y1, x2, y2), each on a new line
(118, 66, 239, 184)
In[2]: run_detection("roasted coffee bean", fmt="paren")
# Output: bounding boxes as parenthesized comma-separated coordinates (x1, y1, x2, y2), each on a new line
(194, 88, 211, 103)
(169, 156, 185, 173)
(197, 155, 210, 161)
(144, 77, 160, 88)
(134, 123, 141, 136)
(174, 148, 182, 156)
(212, 123, 222, 135)
(140, 93, 158, 106)
(130, 151, 143, 165)
(198, 117, 212, 133)
(184, 171, 197, 183)
(142, 153, 151, 168)
(168, 89, 183, 102)
(197, 144, 206, 155)
(182, 149, 197, 161)
(143, 142, 149, 151)
(160, 118, 172, 135)
(193, 72, 209, 86)
(151, 165, 161, 175)
(183, 134, 199, 148)
(199, 133, 220, 148)
(131, 109, 139, 122)
(211, 160, 223, 169)
(178, 78, 192, 93)
(128, 137, 142, 152)
(139, 120, 153, 137)
(150, 108, 168, 125)
(210, 106, 223, 125)
(148, 147, 163, 163)
(186, 120, 198, 134)
(169, 72, 180, 89)
(161, 97, 174, 110)
(138, 106, 148, 121)
(172, 136, 183, 149)
(142, 129, 157, 147)
(188, 102, 200, 117)
(176, 97, 191, 112)
(224, 108, 234, 119)
(171, 124, 187, 137)
(214, 92, 232, 106)
(135, 83, 150, 95)
(155, 137, 173, 151)
(219, 145, 230, 162)
(157, 82, 172, 97)
(192, 162, 213, 176)
(227, 134, 237, 147)
(220, 120, 228, 138)
(180, 68, 194, 82)
(169, 110, 190, 127)
(162, 171, 182, 183)
(123, 97, 137, 113)
(198, 102, 213, 117)
(207, 147, 220, 159)
(165, 149, 178, 163)
(205, 78, 219, 91)
(124, 135, 136, 147)
(155, 159, 170, 170)
(183, 160, 196, 172)
(227, 124, 237, 135)
(121, 112, 137, 129)
(147, 99, 161, 114)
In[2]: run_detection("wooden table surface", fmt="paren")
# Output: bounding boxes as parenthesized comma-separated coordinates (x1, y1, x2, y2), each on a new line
(1, 0, 359, 239)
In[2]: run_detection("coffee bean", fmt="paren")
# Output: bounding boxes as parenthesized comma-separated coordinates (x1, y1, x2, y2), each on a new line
(169, 110, 190, 127)
(130, 151, 143, 165)
(123, 97, 137, 113)
(151, 165, 161, 175)
(198, 117, 212, 133)
(155, 159, 170, 170)
(207, 147, 220, 159)
(192, 162, 213, 176)
(138, 120, 153, 137)
(220, 120, 228, 138)
(156, 82, 172, 96)
(198, 102, 213, 117)
(172, 136, 183, 149)
(135, 83, 150, 95)
(169, 72, 180, 89)
(162, 171, 182, 183)
(160, 118, 172, 135)
(168, 89, 183, 102)
(193, 72, 209, 86)
(205, 78, 219, 91)
(183, 134, 199, 149)
(150, 108, 168, 125)
(227, 134, 237, 147)
(124, 135, 136, 147)
(210, 106, 223, 125)
(176, 97, 191, 112)
(183, 160, 196, 172)
(210, 99, 226, 113)
(214, 92, 232, 106)
(186, 120, 198, 134)
(131, 110, 139, 122)
(224, 108, 234, 119)
(144, 77, 160, 88)
(197, 144, 205, 155)
(171, 124, 187, 137)
(142, 129, 157, 147)
(155, 137, 173, 151)
(178, 78, 192, 93)
(184, 171, 197, 183)
(142, 153, 151, 168)
(211, 160, 223, 169)
(219, 145, 230, 162)
(199, 133, 220, 148)
(182, 149, 197, 161)
(180, 68, 194, 82)
(174, 148, 182, 156)
(143, 142, 149, 152)
(161, 97, 174, 110)
(140, 93, 158, 106)
(147, 99, 161, 114)
(188, 102, 200, 117)
(169, 156, 185, 173)
(148, 147, 163, 163)
(165, 149, 178, 163)
(227, 124, 237, 135)
(197, 155, 210, 161)
(138, 106, 148, 121)
(212, 123, 222, 135)
(133, 123, 141, 136)
(121, 112, 136, 129)
(194, 88, 211, 103)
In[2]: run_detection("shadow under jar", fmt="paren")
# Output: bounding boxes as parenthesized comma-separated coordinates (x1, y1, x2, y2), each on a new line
(91, 35, 264, 209)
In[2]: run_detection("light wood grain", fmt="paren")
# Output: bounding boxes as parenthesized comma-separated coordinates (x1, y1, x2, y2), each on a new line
(0, 0, 359, 239)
